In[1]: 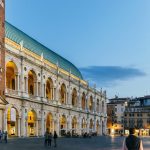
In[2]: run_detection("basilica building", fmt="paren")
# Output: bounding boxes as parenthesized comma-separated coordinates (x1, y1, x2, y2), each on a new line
(0, 21, 107, 137)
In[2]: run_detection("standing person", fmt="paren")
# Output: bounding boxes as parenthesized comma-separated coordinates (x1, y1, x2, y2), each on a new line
(44, 129, 49, 147)
(122, 128, 143, 150)
(48, 132, 52, 147)
(0, 130, 2, 143)
(4, 131, 8, 143)
(53, 131, 58, 147)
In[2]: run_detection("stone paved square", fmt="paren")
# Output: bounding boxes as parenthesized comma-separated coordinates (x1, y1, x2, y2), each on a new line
(0, 136, 150, 150)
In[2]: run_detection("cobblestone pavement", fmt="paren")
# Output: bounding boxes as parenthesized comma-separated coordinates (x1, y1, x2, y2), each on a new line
(0, 136, 150, 150)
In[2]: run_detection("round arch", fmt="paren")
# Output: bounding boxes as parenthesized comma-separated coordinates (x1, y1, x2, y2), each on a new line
(89, 96, 93, 112)
(28, 70, 37, 96)
(46, 113, 53, 133)
(72, 116, 77, 134)
(60, 83, 67, 104)
(82, 117, 87, 133)
(72, 88, 77, 107)
(27, 110, 37, 136)
(82, 92, 86, 110)
(96, 120, 100, 134)
(60, 115, 67, 136)
(7, 107, 19, 137)
(89, 119, 94, 132)
(46, 78, 53, 100)
(6, 61, 18, 90)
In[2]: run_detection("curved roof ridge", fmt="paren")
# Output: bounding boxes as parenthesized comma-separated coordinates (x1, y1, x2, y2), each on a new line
(5, 21, 83, 79)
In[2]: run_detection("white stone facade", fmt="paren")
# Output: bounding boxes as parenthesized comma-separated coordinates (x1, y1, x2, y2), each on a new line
(0, 38, 107, 137)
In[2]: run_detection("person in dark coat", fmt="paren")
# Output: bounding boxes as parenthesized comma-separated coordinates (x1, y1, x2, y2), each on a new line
(48, 132, 52, 147)
(44, 129, 49, 147)
(122, 128, 143, 150)
(4, 131, 8, 143)
(53, 131, 58, 147)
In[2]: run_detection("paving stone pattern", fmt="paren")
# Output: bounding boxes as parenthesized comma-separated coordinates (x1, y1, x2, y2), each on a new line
(0, 136, 150, 150)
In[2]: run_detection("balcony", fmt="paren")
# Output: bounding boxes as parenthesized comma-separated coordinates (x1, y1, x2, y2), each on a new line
(5, 88, 19, 96)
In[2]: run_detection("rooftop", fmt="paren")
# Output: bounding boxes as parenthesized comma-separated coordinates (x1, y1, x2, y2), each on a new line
(5, 21, 83, 80)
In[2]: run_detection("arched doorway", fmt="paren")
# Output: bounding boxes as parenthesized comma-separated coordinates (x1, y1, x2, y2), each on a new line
(96, 120, 100, 134)
(72, 88, 77, 107)
(6, 61, 18, 91)
(27, 110, 37, 136)
(60, 115, 67, 136)
(89, 119, 94, 132)
(28, 70, 37, 96)
(60, 84, 67, 104)
(7, 107, 19, 136)
(82, 93, 86, 110)
(72, 116, 77, 135)
(82, 118, 87, 133)
(46, 78, 53, 101)
(46, 113, 53, 133)
(89, 96, 93, 112)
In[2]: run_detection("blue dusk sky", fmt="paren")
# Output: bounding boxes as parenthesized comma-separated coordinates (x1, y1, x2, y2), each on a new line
(5, 0, 150, 98)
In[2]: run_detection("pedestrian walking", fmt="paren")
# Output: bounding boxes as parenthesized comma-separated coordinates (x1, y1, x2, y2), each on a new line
(48, 132, 52, 147)
(53, 131, 58, 147)
(44, 129, 49, 147)
(122, 128, 143, 150)
(0, 130, 2, 143)
(4, 131, 8, 143)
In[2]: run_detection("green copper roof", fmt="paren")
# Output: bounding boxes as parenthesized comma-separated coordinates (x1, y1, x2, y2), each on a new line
(5, 21, 83, 79)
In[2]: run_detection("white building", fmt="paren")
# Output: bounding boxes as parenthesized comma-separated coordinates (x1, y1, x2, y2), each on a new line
(0, 21, 107, 137)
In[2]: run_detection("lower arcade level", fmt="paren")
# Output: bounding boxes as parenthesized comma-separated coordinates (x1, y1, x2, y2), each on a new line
(0, 97, 107, 137)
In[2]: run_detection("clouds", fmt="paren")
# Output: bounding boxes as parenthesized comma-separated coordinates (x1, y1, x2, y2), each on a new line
(80, 66, 146, 87)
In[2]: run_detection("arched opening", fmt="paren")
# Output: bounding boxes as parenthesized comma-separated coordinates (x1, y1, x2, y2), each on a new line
(89, 96, 93, 112)
(96, 120, 100, 134)
(89, 119, 94, 132)
(46, 78, 53, 100)
(97, 99, 100, 113)
(46, 113, 53, 133)
(60, 84, 67, 104)
(60, 115, 67, 136)
(82, 92, 86, 110)
(7, 107, 19, 137)
(27, 110, 37, 136)
(82, 118, 87, 133)
(72, 88, 77, 107)
(72, 116, 77, 135)
(28, 70, 37, 96)
(6, 61, 18, 90)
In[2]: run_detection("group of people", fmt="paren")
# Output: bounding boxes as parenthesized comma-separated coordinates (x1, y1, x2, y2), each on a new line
(0, 130, 8, 143)
(44, 130, 58, 147)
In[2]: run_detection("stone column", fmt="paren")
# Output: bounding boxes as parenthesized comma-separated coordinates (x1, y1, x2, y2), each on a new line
(86, 95, 89, 112)
(36, 82, 38, 97)
(52, 87, 54, 100)
(55, 85, 60, 102)
(41, 110, 45, 136)
(18, 117, 21, 137)
(78, 118, 82, 135)
(86, 119, 90, 133)
(3, 110, 7, 132)
(21, 107, 26, 137)
(94, 119, 96, 132)
(36, 120, 39, 136)
(55, 119, 60, 136)
(25, 118, 28, 137)
(26, 77, 28, 94)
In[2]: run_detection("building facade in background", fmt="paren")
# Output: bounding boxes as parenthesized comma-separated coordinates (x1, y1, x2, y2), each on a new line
(124, 96, 150, 136)
(0, 4, 107, 137)
(107, 97, 129, 135)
